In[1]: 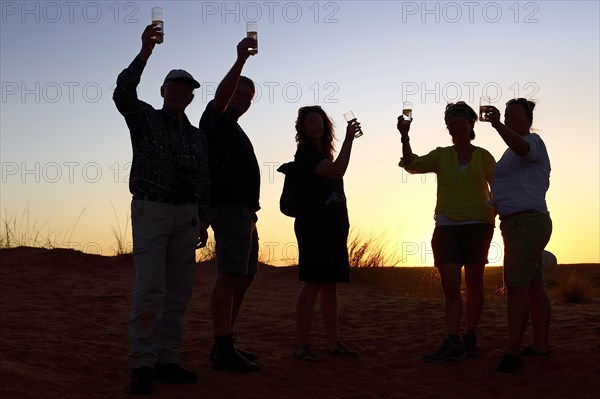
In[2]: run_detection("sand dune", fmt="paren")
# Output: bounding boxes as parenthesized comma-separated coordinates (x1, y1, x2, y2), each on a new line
(1, 247, 599, 399)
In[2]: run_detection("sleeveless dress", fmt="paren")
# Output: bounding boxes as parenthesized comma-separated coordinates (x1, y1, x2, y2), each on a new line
(293, 145, 350, 282)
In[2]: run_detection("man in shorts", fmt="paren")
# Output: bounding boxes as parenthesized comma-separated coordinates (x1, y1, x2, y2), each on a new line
(199, 36, 261, 372)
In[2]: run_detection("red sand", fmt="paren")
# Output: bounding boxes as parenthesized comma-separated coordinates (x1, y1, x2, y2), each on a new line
(1, 247, 599, 399)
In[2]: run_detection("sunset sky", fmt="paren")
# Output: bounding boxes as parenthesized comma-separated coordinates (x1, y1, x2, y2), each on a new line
(1, 1, 599, 266)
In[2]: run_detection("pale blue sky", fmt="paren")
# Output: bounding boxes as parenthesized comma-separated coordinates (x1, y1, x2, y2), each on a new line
(1, 1, 599, 264)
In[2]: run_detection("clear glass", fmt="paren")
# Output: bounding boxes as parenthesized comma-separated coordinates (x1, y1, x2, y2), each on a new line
(246, 22, 258, 54)
(479, 96, 492, 122)
(151, 7, 164, 44)
(402, 101, 413, 121)
(344, 111, 363, 138)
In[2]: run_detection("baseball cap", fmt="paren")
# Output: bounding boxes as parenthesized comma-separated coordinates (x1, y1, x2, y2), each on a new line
(163, 69, 200, 88)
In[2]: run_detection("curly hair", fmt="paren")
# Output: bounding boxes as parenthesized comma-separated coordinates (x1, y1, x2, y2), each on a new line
(294, 106, 335, 161)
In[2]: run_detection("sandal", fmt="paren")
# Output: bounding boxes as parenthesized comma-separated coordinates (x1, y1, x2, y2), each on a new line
(328, 341, 358, 357)
(520, 346, 550, 357)
(293, 345, 321, 362)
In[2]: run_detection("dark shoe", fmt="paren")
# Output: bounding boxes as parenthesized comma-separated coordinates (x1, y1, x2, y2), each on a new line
(127, 367, 153, 395)
(232, 332, 259, 361)
(293, 345, 321, 362)
(327, 341, 359, 357)
(210, 335, 259, 362)
(520, 346, 550, 357)
(153, 363, 198, 384)
(497, 354, 522, 374)
(236, 346, 259, 362)
(422, 336, 465, 363)
(462, 331, 478, 358)
(212, 335, 261, 372)
(210, 343, 259, 362)
(213, 349, 261, 372)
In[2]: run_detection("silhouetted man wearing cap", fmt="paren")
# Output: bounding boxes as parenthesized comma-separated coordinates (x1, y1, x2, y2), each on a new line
(113, 24, 209, 395)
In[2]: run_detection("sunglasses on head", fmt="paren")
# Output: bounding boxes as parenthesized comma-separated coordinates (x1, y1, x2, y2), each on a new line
(299, 105, 323, 112)
(445, 101, 468, 111)
(506, 98, 535, 119)
(444, 102, 476, 123)
(506, 98, 530, 106)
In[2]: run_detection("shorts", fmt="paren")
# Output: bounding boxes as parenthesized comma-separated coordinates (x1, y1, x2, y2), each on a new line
(501, 213, 552, 288)
(431, 223, 494, 267)
(208, 205, 259, 275)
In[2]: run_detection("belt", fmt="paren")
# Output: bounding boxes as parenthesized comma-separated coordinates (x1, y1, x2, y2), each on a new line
(499, 209, 545, 221)
(132, 193, 195, 205)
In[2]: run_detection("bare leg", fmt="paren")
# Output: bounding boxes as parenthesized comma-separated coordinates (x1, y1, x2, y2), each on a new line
(320, 283, 339, 348)
(231, 273, 255, 330)
(211, 272, 241, 336)
(506, 286, 530, 356)
(528, 279, 551, 353)
(437, 263, 463, 336)
(296, 282, 321, 349)
(464, 264, 485, 332)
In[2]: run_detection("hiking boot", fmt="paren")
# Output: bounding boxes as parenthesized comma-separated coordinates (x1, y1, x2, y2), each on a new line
(463, 331, 478, 358)
(212, 334, 261, 372)
(153, 363, 198, 384)
(422, 336, 465, 363)
(127, 367, 153, 395)
(497, 354, 522, 374)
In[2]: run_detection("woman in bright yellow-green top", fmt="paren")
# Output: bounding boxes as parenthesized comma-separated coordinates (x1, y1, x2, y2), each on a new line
(397, 101, 495, 363)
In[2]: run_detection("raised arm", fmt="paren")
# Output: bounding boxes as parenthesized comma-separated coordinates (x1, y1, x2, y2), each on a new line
(212, 37, 257, 116)
(113, 24, 162, 115)
(313, 121, 360, 179)
(397, 116, 414, 166)
(488, 106, 530, 156)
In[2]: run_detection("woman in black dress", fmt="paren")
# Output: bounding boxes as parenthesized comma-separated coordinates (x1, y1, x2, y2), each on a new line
(291, 106, 360, 361)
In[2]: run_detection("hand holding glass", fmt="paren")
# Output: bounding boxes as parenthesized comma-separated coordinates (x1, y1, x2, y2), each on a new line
(246, 22, 258, 54)
(151, 7, 164, 44)
(344, 111, 363, 138)
(479, 96, 492, 122)
(402, 101, 413, 122)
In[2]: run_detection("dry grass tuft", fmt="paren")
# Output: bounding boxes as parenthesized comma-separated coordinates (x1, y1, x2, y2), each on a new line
(552, 271, 595, 303)
(1, 206, 85, 250)
(347, 230, 401, 268)
(109, 202, 131, 256)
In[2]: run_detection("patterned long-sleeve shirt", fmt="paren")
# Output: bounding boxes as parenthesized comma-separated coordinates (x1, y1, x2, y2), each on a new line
(113, 55, 209, 212)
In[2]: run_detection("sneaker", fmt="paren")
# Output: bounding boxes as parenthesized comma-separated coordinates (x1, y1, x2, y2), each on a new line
(497, 354, 522, 374)
(293, 345, 321, 362)
(422, 337, 465, 363)
(236, 346, 259, 361)
(212, 334, 261, 372)
(327, 341, 359, 357)
(462, 331, 478, 358)
(153, 363, 198, 384)
(233, 333, 259, 361)
(127, 367, 153, 395)
(210, 342, 259, 362)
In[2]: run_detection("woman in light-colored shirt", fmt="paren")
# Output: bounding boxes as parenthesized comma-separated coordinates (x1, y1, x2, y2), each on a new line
(486, 98, 552, 374)
(398, 102, 495, 363)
